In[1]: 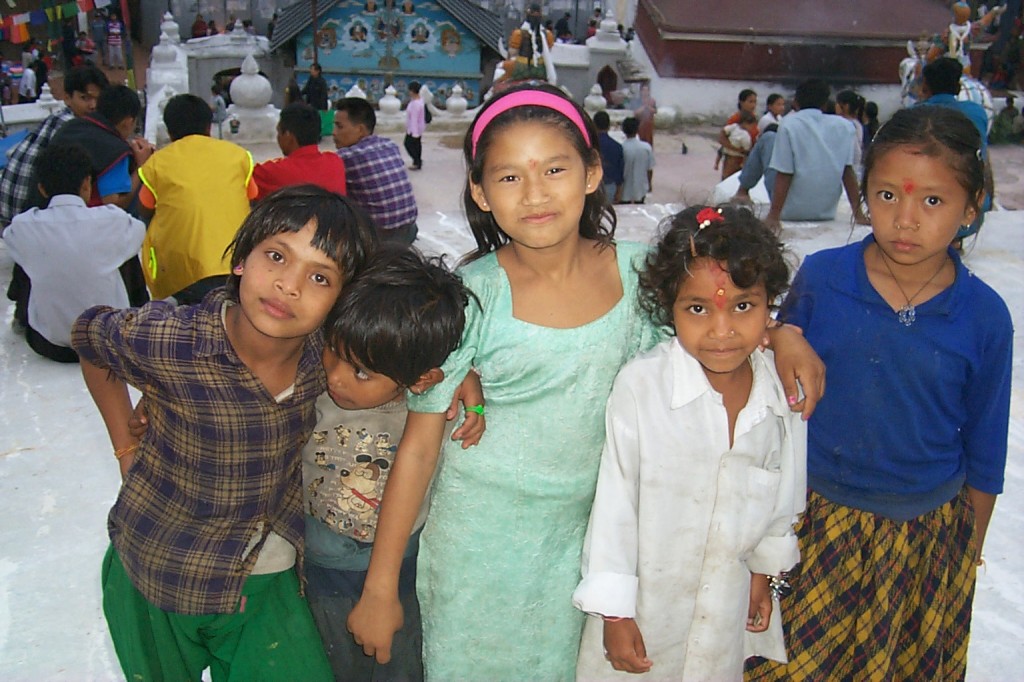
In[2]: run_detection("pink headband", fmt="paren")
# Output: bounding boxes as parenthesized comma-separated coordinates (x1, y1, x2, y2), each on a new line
(471, 90, 591, 158)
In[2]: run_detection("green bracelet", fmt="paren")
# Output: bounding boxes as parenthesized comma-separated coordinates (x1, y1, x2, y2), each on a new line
(465, 404, 485, 415)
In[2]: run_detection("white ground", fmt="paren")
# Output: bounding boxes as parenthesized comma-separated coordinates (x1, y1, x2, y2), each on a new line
(1, 132, 1022, 680)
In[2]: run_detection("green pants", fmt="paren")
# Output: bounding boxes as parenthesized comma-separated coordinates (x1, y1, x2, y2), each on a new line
(102, 545, 332, 682)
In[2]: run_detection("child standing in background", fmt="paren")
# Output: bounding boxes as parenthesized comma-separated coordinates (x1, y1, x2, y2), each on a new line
(746, 106, 1012, 681)
(303, 245, 480, 681)
(347, 84, 825, 681)
(72, 186, 377, 682)
(759, 93, 786, 133)
(404, 81, 426, 170)
(573, 205, 806, 680)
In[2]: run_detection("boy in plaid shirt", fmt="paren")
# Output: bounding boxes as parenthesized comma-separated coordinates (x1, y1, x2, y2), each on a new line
(72, 186, 377, 681)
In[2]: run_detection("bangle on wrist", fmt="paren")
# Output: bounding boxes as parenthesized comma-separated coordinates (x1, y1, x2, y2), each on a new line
(114, 443, 138, 460)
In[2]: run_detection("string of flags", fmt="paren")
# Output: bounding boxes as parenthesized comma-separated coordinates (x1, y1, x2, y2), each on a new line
(0, 0, 110, 44)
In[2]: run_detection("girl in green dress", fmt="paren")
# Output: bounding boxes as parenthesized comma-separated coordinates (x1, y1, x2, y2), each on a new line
(348, 84, 824, 681)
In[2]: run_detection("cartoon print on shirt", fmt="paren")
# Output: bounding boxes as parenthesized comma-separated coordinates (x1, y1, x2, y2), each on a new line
(334, 424, 351, 446)
(336, 455, 390, 539)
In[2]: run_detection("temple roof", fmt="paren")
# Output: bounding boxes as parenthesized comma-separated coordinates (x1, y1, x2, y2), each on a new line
(643, 0, 953, 42)
(270, 0, 503, 53)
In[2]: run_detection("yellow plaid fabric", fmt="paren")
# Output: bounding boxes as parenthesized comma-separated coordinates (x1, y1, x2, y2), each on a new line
(745, 489, 978, 682)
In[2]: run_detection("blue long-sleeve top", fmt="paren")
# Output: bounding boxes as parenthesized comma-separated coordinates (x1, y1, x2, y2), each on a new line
(780, 236, 1012, 521)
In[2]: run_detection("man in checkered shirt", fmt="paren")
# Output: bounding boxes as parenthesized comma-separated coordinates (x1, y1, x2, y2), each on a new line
(332, 97, 419, 244)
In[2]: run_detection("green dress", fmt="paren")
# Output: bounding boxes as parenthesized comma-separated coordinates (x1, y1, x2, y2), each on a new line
(409, 242, 661, 681)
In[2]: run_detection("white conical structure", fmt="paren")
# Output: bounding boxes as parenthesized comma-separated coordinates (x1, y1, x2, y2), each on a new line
(225, 54, 279, 143)
(584, 83, 607, 114)
(379, 85, 401, 115)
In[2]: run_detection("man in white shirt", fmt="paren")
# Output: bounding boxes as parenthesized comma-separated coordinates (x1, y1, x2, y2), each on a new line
(18, 63, 37, 102)
(620, 116, 655, 203)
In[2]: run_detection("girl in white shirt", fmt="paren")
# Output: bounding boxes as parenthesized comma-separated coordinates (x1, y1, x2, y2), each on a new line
(573, 205, 807, 681)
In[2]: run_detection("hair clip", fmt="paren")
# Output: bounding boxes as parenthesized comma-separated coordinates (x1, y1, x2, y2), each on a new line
(691, 207, 724, 256)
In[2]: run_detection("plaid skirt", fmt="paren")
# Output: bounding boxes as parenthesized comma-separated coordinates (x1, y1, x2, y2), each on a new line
(745, 488, 978, 682)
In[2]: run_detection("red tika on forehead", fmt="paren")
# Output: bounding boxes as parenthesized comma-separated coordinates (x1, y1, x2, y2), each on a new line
(707, 260, 729, 309)
(903, 179, 915, 194)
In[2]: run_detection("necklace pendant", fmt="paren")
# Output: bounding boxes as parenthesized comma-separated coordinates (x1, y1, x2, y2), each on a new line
(897, 304, 916, 326)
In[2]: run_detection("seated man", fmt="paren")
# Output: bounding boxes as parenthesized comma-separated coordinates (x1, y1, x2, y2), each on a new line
(765, 79, 866, 232)
(2, 143, 144, 362)
(138, 94, 257, 302)
(253, 102, 347, 201)
(332, 97, 418, 243)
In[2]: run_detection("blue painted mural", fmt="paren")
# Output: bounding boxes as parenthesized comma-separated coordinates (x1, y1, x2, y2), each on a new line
(295, 0, 484, 107)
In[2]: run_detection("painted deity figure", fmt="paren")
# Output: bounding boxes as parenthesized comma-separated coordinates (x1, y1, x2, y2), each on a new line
(502, 3, 556, 85)
(926, 1, 1006, 69)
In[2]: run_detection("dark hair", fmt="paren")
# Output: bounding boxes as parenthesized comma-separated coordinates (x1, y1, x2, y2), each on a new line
(34, 143, 93, 198)
(864, 101, 879, 121)
(765, 93, 783, 109)
(310, 62, 322, 74)
(163, 94, 212, 140)
(334, 97, 376, 133)
(278, 102, 321, 146)
(737, 110, 757, 125)
(461, 82, 614, 260)
(638, 205, 790, 330)
(862, 106, 984, 215)
(592, 110, 611, 131)
(408, 80, 421, 94)
(63, 65, 108, 96)
(794, 79, 830, 111)
(922, 57, 962, 96)
(325, 244, 476, 387)
(224, 185, 379, 299)
(622, 116, 639, 137)
(836, 89, 865, 119)
(97, 85, 141, 126)
(737, 88, 757, 108)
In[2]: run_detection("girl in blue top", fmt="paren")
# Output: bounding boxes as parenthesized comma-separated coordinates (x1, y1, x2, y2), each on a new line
(746, 105, 1012, 681)
(346, 84, 825, 681)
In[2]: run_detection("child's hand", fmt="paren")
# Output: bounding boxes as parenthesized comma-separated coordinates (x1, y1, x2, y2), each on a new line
(127, 397, 149, 439)
(603, 618, 652, 674)
(767, 324, 825, 420)
(747, 574, 773, 633)
(446, 369, 485, 449)
(347, 591, 403, 664)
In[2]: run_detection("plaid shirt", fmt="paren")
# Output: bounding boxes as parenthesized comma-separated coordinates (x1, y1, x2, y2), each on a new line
(72, 289, 326, 615)
(337, 135, 417, 231)
(0, 108, 74, 227)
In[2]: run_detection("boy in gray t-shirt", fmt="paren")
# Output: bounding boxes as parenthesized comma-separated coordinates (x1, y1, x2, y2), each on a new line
(303, 245, 481, 681)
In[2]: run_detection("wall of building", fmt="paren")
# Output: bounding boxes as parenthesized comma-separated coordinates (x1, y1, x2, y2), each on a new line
(294, 0, 486, 107)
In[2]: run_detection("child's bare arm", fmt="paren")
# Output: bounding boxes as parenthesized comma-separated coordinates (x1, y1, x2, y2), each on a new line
(80, 357, 137, 477)
(967, 487, 997, 559)
(603, 619, 652, 673)
(747, 574, 773, 632)
(348, 410, 447, 663)
(766, 325, 825, 420)
(447, 369, 485, 447)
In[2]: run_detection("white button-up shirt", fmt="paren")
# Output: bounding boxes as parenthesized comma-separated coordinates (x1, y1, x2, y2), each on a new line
(573, 340, 806, 681)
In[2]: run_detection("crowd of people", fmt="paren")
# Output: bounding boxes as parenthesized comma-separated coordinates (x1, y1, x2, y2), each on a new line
(0, 25, 1014, 681)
